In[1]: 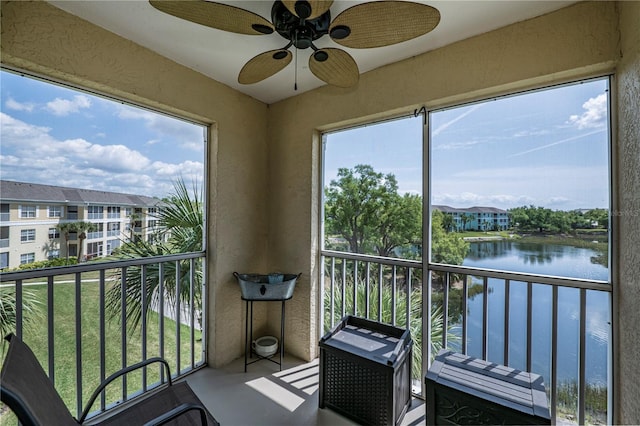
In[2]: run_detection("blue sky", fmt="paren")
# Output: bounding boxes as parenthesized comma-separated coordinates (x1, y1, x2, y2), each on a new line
(1, 70, 205, 198)
(325, 78, 610, 211)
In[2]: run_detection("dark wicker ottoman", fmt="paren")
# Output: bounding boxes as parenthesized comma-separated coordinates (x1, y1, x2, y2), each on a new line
(426, 350, 550, 425)
(319, 315, 413, 426)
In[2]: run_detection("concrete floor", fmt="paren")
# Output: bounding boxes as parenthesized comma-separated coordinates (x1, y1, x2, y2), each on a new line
(182, 355, 427, 426)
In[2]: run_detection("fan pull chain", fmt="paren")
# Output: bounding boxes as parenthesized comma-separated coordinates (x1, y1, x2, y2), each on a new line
(294, 48, 298, 91)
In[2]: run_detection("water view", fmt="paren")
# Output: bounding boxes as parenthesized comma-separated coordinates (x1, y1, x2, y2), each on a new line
(452, 240, 610, 389)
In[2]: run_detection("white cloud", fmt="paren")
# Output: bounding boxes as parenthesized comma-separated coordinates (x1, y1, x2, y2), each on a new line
(567, 93, 607, 129)
(5, 97, 35, 112)
(0, 113, 171, 192)
(45, 95, 91, 116)
(116, 104, 204, 152)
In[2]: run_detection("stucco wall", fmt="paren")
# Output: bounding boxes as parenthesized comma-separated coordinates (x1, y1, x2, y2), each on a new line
(267, 0, 621, 362)
(0, 0, 269, 367)
(615, 1, 640, 424)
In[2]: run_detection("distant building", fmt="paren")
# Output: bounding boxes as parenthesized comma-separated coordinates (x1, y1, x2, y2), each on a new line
(0, 180, 162, 269)
(433, 205, 510, 231)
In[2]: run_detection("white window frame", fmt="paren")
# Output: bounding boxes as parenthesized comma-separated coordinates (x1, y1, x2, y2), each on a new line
(19, 205, 37, 218)
(20, 252, 35, 264)
(21, 229, 36, 242)
(48, 205, 63, 218)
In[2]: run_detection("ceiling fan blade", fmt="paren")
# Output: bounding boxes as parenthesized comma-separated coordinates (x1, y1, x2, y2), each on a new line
(308, 48, 359, 88)
(149, 0, 274, 35)
(281, 1, 333, 20)
(238, 50, 292, 84)
(330, 1, 440, 49)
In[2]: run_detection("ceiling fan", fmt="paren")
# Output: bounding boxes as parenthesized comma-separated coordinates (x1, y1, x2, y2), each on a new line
(149, 0, 440, 89)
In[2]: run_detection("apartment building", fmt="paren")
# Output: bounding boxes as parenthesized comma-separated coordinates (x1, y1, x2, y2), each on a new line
(0, 180, 161, 269)
(433, 205, 510, 231)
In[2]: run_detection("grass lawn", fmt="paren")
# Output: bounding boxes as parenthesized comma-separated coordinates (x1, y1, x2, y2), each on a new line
(1, 273, 203, 421)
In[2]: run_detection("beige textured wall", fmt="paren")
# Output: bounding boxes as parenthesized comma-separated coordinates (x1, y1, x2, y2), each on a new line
(267, 0, 621, 362)
(0, 0, 269, 367)
(615, 1, 640, 424)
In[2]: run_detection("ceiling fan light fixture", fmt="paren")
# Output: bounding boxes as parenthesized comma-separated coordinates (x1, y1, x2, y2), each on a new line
(313, 50, 329, 62)
(273, 50, 289, 60)
(252, 24, 275, 35)
(329, 25, 350, 40)
(294, 1, 312, 19)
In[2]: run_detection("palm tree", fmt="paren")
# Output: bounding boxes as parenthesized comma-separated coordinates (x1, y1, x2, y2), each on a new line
(0, 288, 40, 341)
(105, 178, 203, 333)
(461, 213, 473, 231)
(323, 277, 459, 380)
(72, 221, 96, 262)
(56, 222, 73, 264)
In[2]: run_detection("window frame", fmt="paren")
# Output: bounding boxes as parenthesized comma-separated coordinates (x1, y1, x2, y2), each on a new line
(20, 228, 36, 242)
(425, 76, 613, 284)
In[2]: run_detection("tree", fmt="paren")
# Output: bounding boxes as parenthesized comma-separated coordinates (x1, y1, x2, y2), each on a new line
(56, 222, 73, 264)
(324, 165, 421, 257)
(105, 178, 203, 332)
(0, 288, 40, 339)
(440, 213, 455, 233)
(431, 210, 469, 264)
(56, 221, 96, 264)
(460, 213, 473, 231)
(72, 221, 96, 262)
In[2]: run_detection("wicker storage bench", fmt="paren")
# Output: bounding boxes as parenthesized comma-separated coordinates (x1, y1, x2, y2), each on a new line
(319, 316, 413, 426)
(425, 350, 550, 425)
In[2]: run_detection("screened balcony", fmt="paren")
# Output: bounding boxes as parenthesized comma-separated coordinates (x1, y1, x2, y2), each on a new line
(1, 251, 610, 425)
(0, 0, 638, 424)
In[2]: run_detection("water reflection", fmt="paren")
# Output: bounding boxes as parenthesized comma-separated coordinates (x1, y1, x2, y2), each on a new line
(463, 240, 608, 281)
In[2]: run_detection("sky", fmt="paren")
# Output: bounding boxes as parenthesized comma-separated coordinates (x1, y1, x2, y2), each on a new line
(0, 70, 205, 199)
(325, 77, 610, 211)
(1, 70, 608, 210)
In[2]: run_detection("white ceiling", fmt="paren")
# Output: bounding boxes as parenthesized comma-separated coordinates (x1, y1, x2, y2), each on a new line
(48, 0, 576, 105)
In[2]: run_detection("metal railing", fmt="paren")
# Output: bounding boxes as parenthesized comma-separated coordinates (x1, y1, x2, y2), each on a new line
(321, 249, 612, 425)
(0, 252, 206, 420)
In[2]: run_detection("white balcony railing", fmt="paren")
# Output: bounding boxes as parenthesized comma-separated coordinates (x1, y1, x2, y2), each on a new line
(321, 249, 612, 426)
(0, 252, 206, 421)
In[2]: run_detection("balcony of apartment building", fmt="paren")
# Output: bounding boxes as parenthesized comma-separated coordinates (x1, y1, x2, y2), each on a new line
(0, 1, 638, 425)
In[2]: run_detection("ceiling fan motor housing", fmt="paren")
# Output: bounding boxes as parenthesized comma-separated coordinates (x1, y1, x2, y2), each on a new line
(272, 0, 331, 50)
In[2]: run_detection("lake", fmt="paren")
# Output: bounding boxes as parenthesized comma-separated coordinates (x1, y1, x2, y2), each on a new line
(450, 240, 610, 388)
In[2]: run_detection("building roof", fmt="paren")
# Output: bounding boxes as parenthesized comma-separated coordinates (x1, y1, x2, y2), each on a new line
(0, 180, 161, 207)
(432, 205, 509, 214)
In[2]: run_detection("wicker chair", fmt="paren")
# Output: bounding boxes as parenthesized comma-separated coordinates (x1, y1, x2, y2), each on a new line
(0, 333, 219, 425)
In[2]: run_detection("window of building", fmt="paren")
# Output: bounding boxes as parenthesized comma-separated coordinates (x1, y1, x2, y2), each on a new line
(67, 206, 78, 220)
(0, 252, 8, 269)
(20, 229, 36, 242)
(107, 206, 120, 218)
(0, 204, 8, 221)
(88, 205, 104, 220)
(87, 242, 103, 259)
(106, 239, 120, 255)
(88, 223, 104, 239)
(20, 253, 35, 264)
(107, 222, 120, 237)
(20, 205, 36, 218)
(48, 249, 60, 260)
(48, 205, 62, 217)
(49, 228, 60, 239)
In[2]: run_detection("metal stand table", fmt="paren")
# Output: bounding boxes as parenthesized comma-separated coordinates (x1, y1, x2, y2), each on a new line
(243, 297, 290, 372)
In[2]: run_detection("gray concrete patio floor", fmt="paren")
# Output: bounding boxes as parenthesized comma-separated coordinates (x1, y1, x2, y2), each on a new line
(182, 355, 426, 426)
